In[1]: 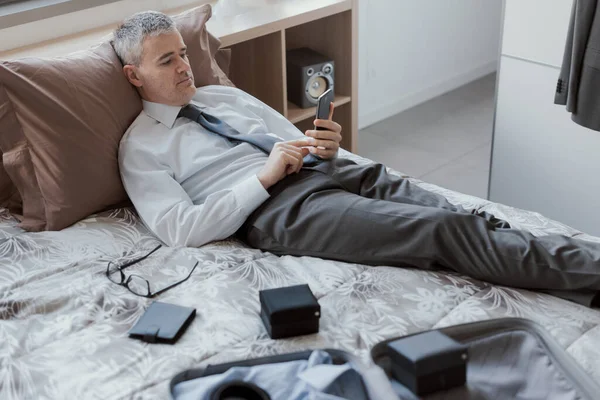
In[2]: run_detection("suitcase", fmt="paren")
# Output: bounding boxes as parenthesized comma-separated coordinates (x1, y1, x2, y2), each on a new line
(169, 318, 600, 400)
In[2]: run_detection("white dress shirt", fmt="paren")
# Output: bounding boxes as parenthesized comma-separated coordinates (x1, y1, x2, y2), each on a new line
(119, 85, 308, 248)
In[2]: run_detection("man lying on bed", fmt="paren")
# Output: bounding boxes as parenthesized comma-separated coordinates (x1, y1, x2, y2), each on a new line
(115, 11, 600, 307)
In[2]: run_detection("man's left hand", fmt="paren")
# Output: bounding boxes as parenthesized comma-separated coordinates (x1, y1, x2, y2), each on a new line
(304, 102, 342, 160)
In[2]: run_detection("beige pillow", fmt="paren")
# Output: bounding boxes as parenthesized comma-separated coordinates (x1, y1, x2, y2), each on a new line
(0, 4, 232, 221)
(174, 4, 235, 87)
(0, 5, 233, 231)
(0, 155, 20, 214)
(0, 91, 21, 214)
(0, 4, 233, 231)
(0, 41, 143, 231)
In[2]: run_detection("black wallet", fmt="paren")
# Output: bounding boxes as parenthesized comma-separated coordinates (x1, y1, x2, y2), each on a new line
(259, 284, 320, 339)
(129, 301, 196, 344)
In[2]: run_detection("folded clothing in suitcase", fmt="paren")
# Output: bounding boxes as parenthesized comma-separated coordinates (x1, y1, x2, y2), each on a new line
(170, 318, 600, 400)
(171, 350, 373, 400)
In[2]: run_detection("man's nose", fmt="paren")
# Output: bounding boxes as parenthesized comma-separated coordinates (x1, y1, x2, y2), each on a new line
(175, 57, 191, 74)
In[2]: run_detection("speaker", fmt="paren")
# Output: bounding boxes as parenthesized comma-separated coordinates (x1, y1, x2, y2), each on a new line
(286, 47, 335, 109)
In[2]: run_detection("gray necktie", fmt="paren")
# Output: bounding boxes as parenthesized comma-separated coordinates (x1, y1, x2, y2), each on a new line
(178, 103, 321, 165)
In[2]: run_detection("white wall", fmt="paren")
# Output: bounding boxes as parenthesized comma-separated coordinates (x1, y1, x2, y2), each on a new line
(358, 0, 503, 129)
(489, 0, 600, 236)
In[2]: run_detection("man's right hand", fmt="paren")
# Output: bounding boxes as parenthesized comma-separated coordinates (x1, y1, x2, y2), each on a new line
(257, 139, 312, 189)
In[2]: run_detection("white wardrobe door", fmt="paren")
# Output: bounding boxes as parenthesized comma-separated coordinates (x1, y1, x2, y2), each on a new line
(489, 56, 600, 236)
(501, 0, 572, 67)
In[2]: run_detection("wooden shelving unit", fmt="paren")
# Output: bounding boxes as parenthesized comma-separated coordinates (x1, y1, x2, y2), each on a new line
(209, 0, 358, 152)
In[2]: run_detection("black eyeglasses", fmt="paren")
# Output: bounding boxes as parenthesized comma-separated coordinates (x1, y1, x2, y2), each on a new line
(106, 244, 198, 298)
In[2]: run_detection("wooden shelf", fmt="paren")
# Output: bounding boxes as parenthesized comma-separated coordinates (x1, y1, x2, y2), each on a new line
(207, 0, 352, 47)
(0, 0, 350, 58)
(287, 94, 351, 124)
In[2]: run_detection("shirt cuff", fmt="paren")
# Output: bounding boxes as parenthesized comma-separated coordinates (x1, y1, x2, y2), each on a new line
(233, 174, 271, 214)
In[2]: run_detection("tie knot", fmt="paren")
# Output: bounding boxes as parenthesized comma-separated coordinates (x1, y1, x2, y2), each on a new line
(178, 103, 201, 120)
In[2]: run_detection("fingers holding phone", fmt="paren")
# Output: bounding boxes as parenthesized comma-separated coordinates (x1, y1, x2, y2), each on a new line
(305, 88, 341, 159)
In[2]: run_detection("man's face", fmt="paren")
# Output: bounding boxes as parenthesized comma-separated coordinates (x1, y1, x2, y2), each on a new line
(124, 31, 196, 106)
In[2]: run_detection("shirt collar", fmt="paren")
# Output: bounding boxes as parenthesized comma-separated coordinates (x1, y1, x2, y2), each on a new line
(142, 100, 182, 129)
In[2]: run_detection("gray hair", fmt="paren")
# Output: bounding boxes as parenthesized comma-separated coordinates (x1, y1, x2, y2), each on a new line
(113, 11, 177, 66)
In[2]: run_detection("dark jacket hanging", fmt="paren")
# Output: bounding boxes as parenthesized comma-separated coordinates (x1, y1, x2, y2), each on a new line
(555, 0, 600, 131)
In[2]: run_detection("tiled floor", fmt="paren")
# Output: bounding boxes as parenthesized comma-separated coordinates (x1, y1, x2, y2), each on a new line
(358, 73, 496, 199)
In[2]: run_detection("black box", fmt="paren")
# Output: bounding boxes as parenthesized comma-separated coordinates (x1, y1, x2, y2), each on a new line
(259, 284, 320, 339)
(386, 330, 468, 396)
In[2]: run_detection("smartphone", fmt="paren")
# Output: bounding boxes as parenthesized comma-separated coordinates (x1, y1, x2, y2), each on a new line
(315, 88, 334, 131)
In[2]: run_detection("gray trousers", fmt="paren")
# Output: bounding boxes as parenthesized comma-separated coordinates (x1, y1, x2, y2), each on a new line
(236, 159, 600, 306)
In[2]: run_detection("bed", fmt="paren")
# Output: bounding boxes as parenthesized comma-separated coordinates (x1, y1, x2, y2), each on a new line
(2, 147, 600, 399)
(2, 2, 600, 398)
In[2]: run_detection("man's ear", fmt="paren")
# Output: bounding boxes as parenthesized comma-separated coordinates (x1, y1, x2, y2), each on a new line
(123, 65, 143, 88)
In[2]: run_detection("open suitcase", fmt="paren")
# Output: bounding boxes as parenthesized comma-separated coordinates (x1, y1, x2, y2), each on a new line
(169, 318, 600, 400)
